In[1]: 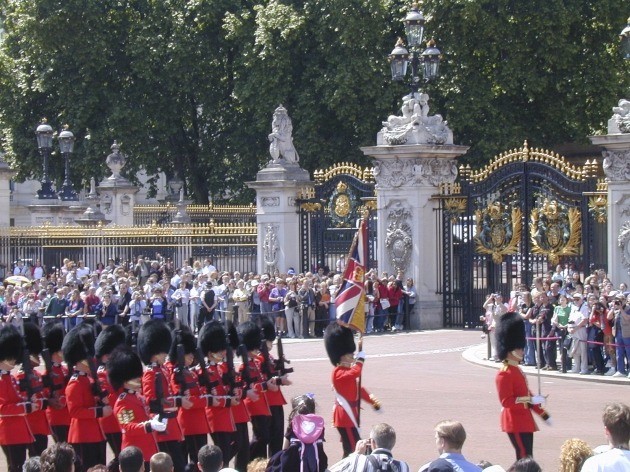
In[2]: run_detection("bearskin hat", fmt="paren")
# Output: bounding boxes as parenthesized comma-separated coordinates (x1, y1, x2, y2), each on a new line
(169, 326, 196, 360)
(260, 318, 276, 342)
(0, 325, 23, 362)
(137, 319, 172, 365)
(227, 321, 239, 350)
(62, 324, 97, 368)
(238, 321, 261, 351)
(107, 346, 144, 391)
(198, 321, 227, 354)
(324, 322, 356, 366)
(95, 325, 127, 359)
(495, 311, 526, 361)
(23, 323, 43, 356)
(41, 323, 65, 353)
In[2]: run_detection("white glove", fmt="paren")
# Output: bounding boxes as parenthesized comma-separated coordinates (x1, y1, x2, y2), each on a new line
(149, 417, 167, 432)
(544, 417, 553, 427)
(356, 351, 366, 360)
(531, 395, 545, 406)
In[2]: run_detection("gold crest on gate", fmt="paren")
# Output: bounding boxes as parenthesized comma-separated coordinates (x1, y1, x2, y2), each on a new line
(530, 199, 581, 265)
(474, 202, 522, 264)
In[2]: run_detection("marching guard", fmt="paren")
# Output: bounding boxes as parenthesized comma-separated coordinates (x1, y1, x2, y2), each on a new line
(95, 325, 127, 462)
(62, 324, 110, 471)
(229, 322, 253, 471)
(41, 322, 71, 444)
(107, 345, 161, 469)
(495, 311, 552, 460)
(0, 325, 37, 472)
(324, 322, 380, 458)
(137, 319, 187, 472)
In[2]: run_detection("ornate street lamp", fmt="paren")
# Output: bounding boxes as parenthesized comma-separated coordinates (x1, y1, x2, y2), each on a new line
(58, 125, 78, 201)
(35, 119, 56, 199)
(388, 4, 441, 97)
(621, 17, 630, 60)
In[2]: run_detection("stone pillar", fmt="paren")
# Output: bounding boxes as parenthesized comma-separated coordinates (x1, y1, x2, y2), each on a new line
(361, 144, 468, 329)
(247, 105, 313, 275)
(0, 155, 16, 227)
(97, 142, 138, 226)
(590, 131, 630, 285)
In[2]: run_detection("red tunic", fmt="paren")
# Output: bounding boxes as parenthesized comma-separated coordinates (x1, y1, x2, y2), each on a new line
(98, 365, 121, 434)
(331, 360, 375, 429)
(65, 372, 106, 444)
(0, 371, 33, 445)
(256, 352, 287, 407)
(204, 362, 236, 433)
(141, 364, 183, 443)
(166, 361, 210, 436)
(45, 363, 71, 427)
(239, 356, 271, 417)
(15, 369, 51, 436)
(495, 360, 549, 433)
(114, 390, 158, 461)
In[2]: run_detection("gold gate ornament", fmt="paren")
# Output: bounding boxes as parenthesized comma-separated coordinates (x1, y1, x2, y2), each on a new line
(530, 199, 581, 266)
(474, 202, 522, 264)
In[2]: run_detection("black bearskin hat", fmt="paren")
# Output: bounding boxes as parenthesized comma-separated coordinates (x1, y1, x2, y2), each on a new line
(227, 321, 239, 351)
(198, 321, 227, 354)
(324, 322, 356, 366)
(95, 325, 127, 359)
(238, 321, 261, 351)
(495, 311, 526, 361)
(23, 323, 43, 356)
(0, 325, 23, 362)
(137, 319, 172, 365)
(260, 318, 276, 342)
(169, 326, 196, 360)
(62, 324, 96, 368)
(107, 346, 144, 391)
(42, 323, 65, 353)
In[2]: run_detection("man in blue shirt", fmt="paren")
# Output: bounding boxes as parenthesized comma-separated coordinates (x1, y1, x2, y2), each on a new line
(419, 420, 481, 472)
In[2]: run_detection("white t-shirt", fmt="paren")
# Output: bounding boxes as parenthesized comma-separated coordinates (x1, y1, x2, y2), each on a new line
(581, 447, 630, 472)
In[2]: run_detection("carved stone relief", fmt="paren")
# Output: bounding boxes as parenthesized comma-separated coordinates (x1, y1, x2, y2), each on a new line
(618, 221, 630, 275)
(374, 157, 458, 189)
(603, 150, 630, 181)
(260, 196, 280, 207)
(385, 200, 413, 274)
(262, 224, 279, 275)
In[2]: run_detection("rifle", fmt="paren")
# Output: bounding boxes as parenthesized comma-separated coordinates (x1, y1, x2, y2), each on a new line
(238, 344, 253, 392)
(19, 341, 42, 398)
(41, 348, 56, 392)
(174, 342, 187, 396)
(87, 356, 108, 404)
(223, 339, 238, 396)
(258, 339, 274, 379)
(275, 332, 294, 376)
(195, 347, 218, 391)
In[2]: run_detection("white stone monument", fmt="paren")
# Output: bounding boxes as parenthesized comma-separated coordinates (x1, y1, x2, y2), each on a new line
(247, 105, 312, 274)
(362, 92, 468, 329)
(97, 141, 139, 226)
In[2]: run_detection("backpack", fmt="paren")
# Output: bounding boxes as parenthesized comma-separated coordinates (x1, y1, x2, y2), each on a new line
(366, 455, 401, 472)
(266, 414, 326, 472)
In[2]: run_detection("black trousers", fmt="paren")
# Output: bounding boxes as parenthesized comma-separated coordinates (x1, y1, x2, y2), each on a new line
(268, 405, 284, 457)
(105, 431, 122, 457)
(2, 444, 28, 472)
(338, 426, 360, 458)
(184, 434, 208, 465)
(234, 422, 250, 472)
(508, 432, 534, 460)
(29, 434, 48, 457)
(51, 425, 69, 444)
(250, 414, 271, 459)
(71, 441, 106, 472)
(158, 440, 186, 472)
(211, 431, 235, 467)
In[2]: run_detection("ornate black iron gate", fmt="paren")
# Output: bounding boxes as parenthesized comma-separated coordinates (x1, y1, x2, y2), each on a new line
(439, 141, 608, 328)
(298, 163, 377, 273)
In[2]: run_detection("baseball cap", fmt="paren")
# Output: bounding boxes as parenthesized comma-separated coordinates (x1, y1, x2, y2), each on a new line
(287, 268, 295, 275)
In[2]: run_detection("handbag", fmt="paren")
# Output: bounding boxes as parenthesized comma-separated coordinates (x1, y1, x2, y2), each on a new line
(380, 298, 390, 309)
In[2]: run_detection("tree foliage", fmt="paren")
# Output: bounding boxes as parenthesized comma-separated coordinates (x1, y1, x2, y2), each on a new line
(0, 0, 628, 202)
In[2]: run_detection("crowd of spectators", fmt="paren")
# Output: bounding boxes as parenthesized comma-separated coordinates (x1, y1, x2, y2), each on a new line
(480, 264, 630, 377)
(0, 256, 418, 336)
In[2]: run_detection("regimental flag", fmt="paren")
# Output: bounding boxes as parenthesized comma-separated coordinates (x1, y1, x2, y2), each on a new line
(335, 219, 368, 332)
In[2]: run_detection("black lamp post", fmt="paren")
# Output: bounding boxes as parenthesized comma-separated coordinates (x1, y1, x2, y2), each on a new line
(621, 17, 630, 60)
(35, 120, 56, 200)
(58, 126, 78, 201)
(388, 4, 441, 97)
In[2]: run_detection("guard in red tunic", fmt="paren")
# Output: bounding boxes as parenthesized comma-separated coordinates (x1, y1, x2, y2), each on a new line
(107, 345, 161, 469)
(95, 325, 126, 463)
(259, 318, 292, 456)
(42, 322, 71, 444)
(138, 319, 186, 472)
(0, 325, 37, 472)
(198, 321, 239, 464)
(166, 326, 211, 465)
(324, 322, 380, 458)
(238, 321, 276, 460)
(495, 311, 552, 460)
(62, 324, 110, 471)
(16, 323, 51, 457)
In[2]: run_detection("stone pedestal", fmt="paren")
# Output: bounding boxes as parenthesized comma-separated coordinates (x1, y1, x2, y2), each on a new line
(0, 156, 16, 227)
(247, 161, 312, 275)
(361, 143, 468, 329)
(97, 177, 138, 226)
(590, 133, 630, 285)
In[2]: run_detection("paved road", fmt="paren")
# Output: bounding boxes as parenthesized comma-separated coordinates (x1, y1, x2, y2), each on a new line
(3, 329, 625, 471)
